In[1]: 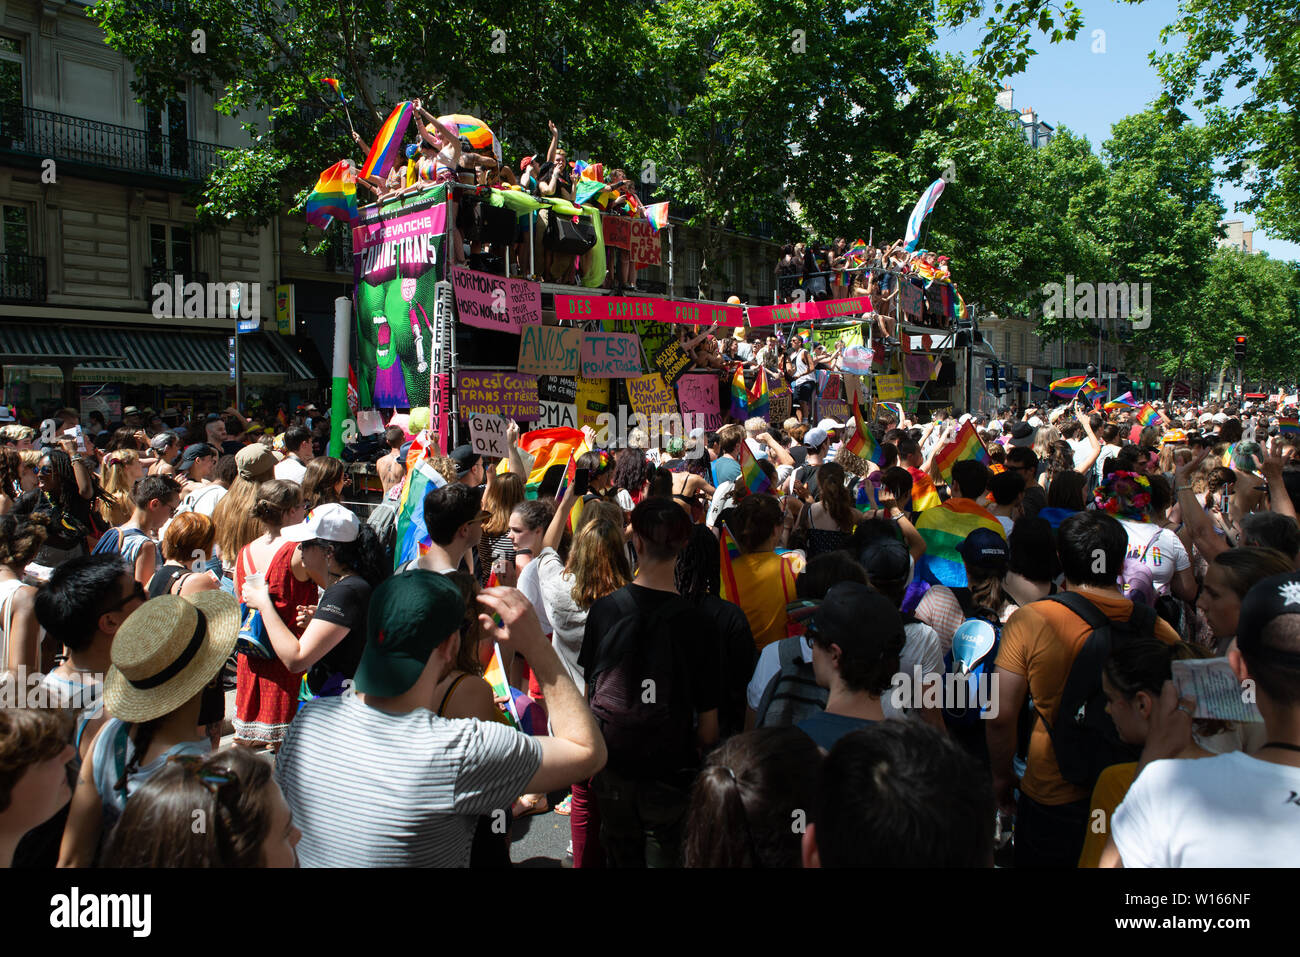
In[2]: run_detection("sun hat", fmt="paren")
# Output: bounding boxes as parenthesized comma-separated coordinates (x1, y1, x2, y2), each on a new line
(103, 592, 240, 724)
(282, 502, 360, 543)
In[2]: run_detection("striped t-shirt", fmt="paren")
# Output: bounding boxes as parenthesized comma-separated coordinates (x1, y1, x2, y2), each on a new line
(275, 692, 542, 867)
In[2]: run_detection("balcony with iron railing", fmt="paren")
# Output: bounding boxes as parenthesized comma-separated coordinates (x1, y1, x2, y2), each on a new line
(0, 105, 225, 182)
(0, 253, 47, 304)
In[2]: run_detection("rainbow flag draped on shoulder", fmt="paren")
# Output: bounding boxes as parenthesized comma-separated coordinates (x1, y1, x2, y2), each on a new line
(914, 498, 1005, 587)
(394, 439, 449, 569)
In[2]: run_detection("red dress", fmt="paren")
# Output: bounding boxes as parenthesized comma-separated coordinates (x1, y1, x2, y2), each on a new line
(234, 539, 317, 748)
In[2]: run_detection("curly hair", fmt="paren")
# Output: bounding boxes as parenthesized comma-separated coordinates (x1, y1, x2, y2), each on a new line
(0, 448, 20, 500)
(0, 512, 48, 568)
(612, 447, 654, 499)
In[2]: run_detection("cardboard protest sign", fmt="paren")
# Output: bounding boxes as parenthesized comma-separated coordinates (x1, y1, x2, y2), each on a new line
(769, 385, 792, 424)
(468, 414, 510, 457)
(629, 219, 662, 267)
(576, 376, 611, 429)
(517, 324, 582, 376)
(581, 331, 643, 378)
(456, 371, 540, 421)
(676, 373, 722, 431)
(652, 340, 692, 384)
(602, 215, 632, 251)
(626, 373, 679, 418)
(451, 266, 518, 333)
(876, 374, 905, 401)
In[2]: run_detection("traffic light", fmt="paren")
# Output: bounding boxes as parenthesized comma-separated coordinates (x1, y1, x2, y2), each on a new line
(1234, 335, 1247, 361)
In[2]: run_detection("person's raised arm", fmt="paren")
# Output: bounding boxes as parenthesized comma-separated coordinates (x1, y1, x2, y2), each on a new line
(542, 478, 577, 553)
(1173, 447, 1227, 561)
(545, 120, 558, 164)
(757, 431, 793, 467)
(477, 587, 605, 794)
(1073, 407, 1101, 475)
(505, 420, 529, 483)
(350, 129, 372, 155)
(1257, 438, 1297, 520)
(680, 322, 719, 352)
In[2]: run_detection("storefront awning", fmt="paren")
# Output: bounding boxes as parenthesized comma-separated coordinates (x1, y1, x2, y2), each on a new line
(0, 324, 316, 386)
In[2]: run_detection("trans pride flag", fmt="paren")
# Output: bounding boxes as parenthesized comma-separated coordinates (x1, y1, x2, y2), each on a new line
(903, 179, 945, 253)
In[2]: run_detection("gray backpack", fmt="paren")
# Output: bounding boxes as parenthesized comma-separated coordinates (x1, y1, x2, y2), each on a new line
(754, 636, 827, 728)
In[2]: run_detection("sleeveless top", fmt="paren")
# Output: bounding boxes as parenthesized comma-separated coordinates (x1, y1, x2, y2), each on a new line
(436, 673, 510, 726)
(0, 577, 26, 673)
(91, 718, 211, 836)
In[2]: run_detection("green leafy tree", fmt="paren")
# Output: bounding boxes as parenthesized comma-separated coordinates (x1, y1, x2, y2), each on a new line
(1198, 248, 1300, 382)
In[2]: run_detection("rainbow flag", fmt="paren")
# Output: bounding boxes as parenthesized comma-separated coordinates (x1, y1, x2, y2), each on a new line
(360, 101, 413, 180)
(932, 420, 991, 482)
(737, 438, 771, 494)
(504, 426, 588, 494)
(845, 389, 883, 465)
(915, 498, 1006, 587)
(574, 178, 610, 206)
(909, 469, 942, 512)
(1104, 391, 1140, 412)
(1136, 403, 1160, 428)
(438, 114, 497, 156)
(393, 449, 448, 569)
(1080, 378, 1106, 403)
(643, 202, 670, 231)
(747, 365, 770, 421)
(729, 364, 748, 421)
(719, 524, 742, 604)
(319, 77, 344, 101)
(1049, 375, 1088, 398)
(304, 160, 358, 229)
(483, 642, 521, 729)
(1278, 418, 1300, 436)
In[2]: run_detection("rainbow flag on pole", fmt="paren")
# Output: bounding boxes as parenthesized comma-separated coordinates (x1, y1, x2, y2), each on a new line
(483, 642, 522, 729)
(729, 364, 748, 421)
(1049, 375, 1088, 398)
(737, 437, 771, 495)
(747, 365, 771, 421)
(304, 161, 358, 229)
(319, 77, 344, 102)
(643, 202, 670, 231)
(844, 389, 883, 465)
(1278, 418, 1300, 437)
(1135, 403, 1161, 428)
(360, 101, 413, 180)
(909, 470, 942, 512)
(1080, 378, 1106, 404)
(932, 419, 991, 482)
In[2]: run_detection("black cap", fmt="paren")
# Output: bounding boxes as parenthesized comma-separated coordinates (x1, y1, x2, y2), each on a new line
(957, 528, 1009, 567)
(449, 444, 482, 478)
(859, 537, 911, 583)
(177, 443, 218, 471)
(811, 582, 906, 659)
(1236, 570, 1300, 667)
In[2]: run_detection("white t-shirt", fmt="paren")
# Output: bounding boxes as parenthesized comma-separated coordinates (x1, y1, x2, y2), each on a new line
(534, 547, 590, 695)
(276, 693, 541, 867)
(1119, 519, 1190, 593)
(274, 455, 308, 483)
(516, 559, 553, 637)
(1112, 752, 1300, 867)
(1067, 437, 1093, 470)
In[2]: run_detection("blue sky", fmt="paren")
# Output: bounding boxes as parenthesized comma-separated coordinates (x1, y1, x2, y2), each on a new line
(933, 0, 1299, 262)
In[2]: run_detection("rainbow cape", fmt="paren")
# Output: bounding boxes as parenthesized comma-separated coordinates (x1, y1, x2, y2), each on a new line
(932, 420, 991, 482)
(844, 389, 883, 465)
(1049, 375, 1088, 398)
(643, 202, 670, 231)
(361, 101, 413, 180)
(1135, 404, 1160, 428)
(304, 160, 358, 229)
(393, 444, 449, 569)
(728, 364, 748, 421)
(737, 438, 771, 494)
(914, 498, 1005, 587)
(747, 365, 771, 421)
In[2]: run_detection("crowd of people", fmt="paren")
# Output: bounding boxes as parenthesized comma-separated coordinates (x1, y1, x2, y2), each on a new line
(2, 383, 1299, 870)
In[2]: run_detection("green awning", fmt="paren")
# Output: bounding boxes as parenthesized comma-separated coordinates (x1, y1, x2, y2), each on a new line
(0, 323, 316, 385)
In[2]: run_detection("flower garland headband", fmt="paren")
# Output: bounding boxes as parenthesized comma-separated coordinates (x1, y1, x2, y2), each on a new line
(1091, 469, 1153, 521)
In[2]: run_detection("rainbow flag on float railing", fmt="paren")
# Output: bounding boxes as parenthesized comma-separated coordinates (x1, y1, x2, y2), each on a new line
(747, 365, 771, 421)
(304, 160, 358, 229)
(360, 101, 413, 180)
(932, 419, 991, 482)
(643, 202, 670, 231)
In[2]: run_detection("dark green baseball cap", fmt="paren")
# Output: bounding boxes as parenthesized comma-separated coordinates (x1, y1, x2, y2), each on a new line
(354, 570, 465, 697)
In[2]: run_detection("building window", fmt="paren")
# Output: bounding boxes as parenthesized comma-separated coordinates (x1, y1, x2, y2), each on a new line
(0, 36, 23, 147)
(146, 87, 190, 175)
(756, 255, 772, 301)
(1020, 332, 1027, 358)
(149, 223, 194, 283)
(681, 248, 700, 297)
(1, 205, 29, 254)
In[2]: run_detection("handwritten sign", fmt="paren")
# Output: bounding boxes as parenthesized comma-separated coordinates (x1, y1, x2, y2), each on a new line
(451, 266, 517, 333)
(629, 219, 662, 267)
(626, 373, 678, 418)
(905, 354, 935, 382)
(537, 374, 577, 404)
(602, 215, 632, 251)
(676, 373, 722, 431)
(818, 398, 850, 424)
(898, 281, 924, 318)
(538, 400, 578, 429)
(769, 385, 792, 424)
(576, 376, 611, 429)
(581, 331, 643, 378)
(468, 414, 510, 458)
(652, 340, 692, 384)
(510, 276, 542, 327)
(456, 371, 539, 421)
(555, 293, 743, 328)
(517, 324, 582, 376)
(877, 374, 905, 401)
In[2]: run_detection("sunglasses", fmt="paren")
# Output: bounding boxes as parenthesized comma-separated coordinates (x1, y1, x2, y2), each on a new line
(37, 465, 53, 476)
(106, 581, 147, 613)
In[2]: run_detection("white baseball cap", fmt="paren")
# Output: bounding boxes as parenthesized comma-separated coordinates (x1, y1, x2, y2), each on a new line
(282, 503, 360, 543)
(816, 417, 845, 432)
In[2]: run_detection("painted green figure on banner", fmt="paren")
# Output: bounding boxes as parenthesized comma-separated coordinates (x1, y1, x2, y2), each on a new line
(353, 188, 447, 408)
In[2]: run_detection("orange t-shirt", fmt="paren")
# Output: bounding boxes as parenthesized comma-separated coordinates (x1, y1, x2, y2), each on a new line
(995, 590, 1179, 806)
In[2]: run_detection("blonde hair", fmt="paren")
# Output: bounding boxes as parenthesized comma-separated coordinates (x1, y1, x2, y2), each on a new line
(99, 449, 140, 526)
(567, 518, 631, 609)
(212, 475, 263, 562)
(1032, 426, 1061, 461)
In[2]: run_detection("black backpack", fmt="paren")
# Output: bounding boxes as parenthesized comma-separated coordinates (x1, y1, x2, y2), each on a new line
(585, 588, 695, 782)
(543, 213, 596, 255)
(1035, 593, 1156, 788)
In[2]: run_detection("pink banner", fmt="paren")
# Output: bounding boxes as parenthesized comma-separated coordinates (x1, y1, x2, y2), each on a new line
(554, 293, 744, 328)
(746, 295, 873, 326)
(676, 373, 722, 431)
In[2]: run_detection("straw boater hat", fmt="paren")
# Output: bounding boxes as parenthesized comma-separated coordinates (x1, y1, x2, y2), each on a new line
(103, 592, 239, 724)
